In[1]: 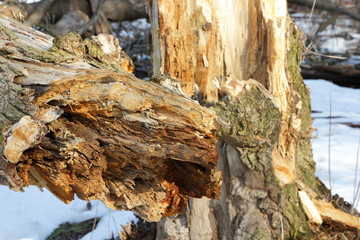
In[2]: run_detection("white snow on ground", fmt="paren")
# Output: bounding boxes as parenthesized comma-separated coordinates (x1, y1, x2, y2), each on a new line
(306, 79, 360, 207)
(320, 37, 348, 53)
(0, 186, 136, 240)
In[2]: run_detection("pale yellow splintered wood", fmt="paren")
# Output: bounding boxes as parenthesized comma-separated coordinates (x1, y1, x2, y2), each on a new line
(299, 191, 323, 225)
(314, 199, 360, 230)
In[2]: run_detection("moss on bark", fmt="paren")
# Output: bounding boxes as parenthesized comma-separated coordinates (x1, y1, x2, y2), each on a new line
(211, 51, 319, 237)
(213, 85, 280, 150)
(280, 183, 312, 239)
(16, 32, 132, 72)
(286, 22, 330, 196)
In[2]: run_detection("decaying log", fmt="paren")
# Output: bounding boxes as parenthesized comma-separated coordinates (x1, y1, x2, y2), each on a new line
(0, 14, 221, 222)
(301, 64, 360, 88)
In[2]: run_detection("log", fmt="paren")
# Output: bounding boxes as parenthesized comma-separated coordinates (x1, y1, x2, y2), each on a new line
(0, 14, 221, 222)
(301, 64, 360, 88)
(288, 0, 360, 22)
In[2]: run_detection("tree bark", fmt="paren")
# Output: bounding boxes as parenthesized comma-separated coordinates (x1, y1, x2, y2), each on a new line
(147, 0, 360, 239)
(0, 14, 221, 222)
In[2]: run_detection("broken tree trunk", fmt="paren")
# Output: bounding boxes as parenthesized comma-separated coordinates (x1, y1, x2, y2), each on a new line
(0, 14, 221, 222)
(147, 0, 360, 239)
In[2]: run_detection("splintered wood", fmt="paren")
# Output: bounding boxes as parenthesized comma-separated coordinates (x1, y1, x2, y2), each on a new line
(0, 14, 220, 221)
(21, 72, 220, 221)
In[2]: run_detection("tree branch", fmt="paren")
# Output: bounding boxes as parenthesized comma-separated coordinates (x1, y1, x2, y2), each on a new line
(77, 0, 106, 35)
(0, 15, 221, 222)
(288, 0, 360, 22)
(25, 0, 55, 26)
(20, 0, 148, 30)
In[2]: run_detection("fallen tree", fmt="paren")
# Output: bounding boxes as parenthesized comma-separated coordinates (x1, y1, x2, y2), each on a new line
(301, 64, 360, 88)
(0, 14, 221, 222)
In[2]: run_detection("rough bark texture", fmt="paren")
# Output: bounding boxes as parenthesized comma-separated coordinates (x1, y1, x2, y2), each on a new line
(148, 0, 360, 239)
(148, 0, 270, 102)
(0, 14, 221, 222)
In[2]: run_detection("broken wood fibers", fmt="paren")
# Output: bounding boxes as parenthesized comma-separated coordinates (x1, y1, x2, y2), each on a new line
(0, 15, 221, 222)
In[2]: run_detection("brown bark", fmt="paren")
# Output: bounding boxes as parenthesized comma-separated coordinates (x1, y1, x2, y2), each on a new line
(147, 0, 360, 239)
(0, 15, 221, 222)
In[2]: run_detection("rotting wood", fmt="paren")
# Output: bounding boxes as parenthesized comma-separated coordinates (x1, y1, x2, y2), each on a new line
(0, 14, 221, 222)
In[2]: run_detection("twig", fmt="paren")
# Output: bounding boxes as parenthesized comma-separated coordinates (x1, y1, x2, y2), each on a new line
(352, 137, 360, 204)
(304, 51, 348, 60)
(281, 215, 284, 240)
(77, 0, 105, 35)
(328, 92, 332, 199)
(353, 181, 360, 210)
(112, 216, 121, 239)
(305, 0, 317, 29)
(107, 209, 111, 238)
(303, 0, 318, 52)
(351, 137, 360, 214)
(25, 0, 55, 27)
(90, 201, 99, 240)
